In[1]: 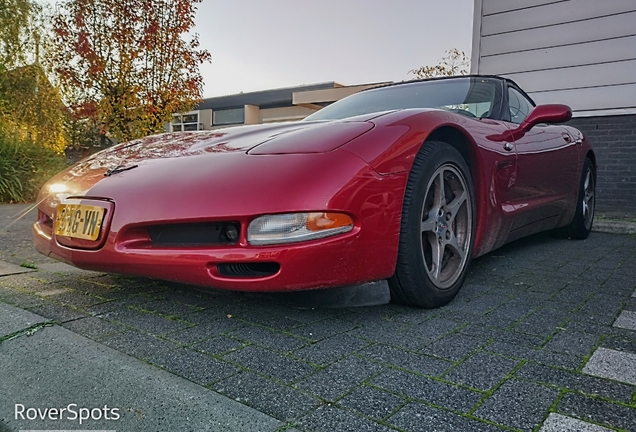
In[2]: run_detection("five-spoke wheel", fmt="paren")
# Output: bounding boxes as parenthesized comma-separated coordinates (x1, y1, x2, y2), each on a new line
(390, 141, 475, 308)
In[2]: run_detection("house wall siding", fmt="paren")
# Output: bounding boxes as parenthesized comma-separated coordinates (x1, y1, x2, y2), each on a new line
(473, 0, 636, 113)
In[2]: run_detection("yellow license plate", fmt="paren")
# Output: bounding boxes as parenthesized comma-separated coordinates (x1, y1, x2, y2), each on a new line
(54, 204, 105, 241)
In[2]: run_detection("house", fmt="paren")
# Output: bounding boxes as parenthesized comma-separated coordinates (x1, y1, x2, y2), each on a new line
(470, 0, 636, 216)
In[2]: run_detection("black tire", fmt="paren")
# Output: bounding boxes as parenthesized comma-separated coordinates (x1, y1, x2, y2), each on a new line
(389, 141, 475, 308)
(563, 157, 595, 239)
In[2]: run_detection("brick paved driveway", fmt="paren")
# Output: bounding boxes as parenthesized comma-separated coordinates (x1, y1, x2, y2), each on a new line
(1, 204, 635, 431)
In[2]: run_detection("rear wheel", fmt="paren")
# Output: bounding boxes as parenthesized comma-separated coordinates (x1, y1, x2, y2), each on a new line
(563, 158, 595, 239)
(389, 141, 475, 308)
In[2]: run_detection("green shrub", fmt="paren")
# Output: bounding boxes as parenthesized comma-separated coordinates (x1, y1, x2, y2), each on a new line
(0, 129, 66, 202)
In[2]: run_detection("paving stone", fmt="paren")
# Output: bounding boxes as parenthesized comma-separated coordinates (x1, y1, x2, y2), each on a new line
(230, 304, 306, 330)
(104, 308, 190, 335)
(0, 288, 45, 309)
(388, 402, 506, 432)
(516, 363, 634, 403)
(297, 405, 393, 432)
(543, 330, 600, 357)
(444, 352, 518, 391)
(527, 278, 569, 294)
(361, 344, 452, 376)
(192, 336, 247, 355)
(86, 295, 159, 315)
(224, 345, 316, 384)
(62, 316, 125, 340)
(474, 379, 560, 432)
(445, 293, 507, 315)
(422, 333, 488, 361)
(28, 303, 87, 323)
(164, 318, 245, 344)
(486, 341, 584, 370)
(460, 325, 545, 347)
(613, 310, 636, 331)
(337, 385, 405, 420)
(100, 329, 179, 359)
(297, 356, 384, 401)
(372, 369, 482, 413)
(287, 318, 358, 342)
(407, 317, 462, 344)
(0, 260, 35, 276)
(230, 325, 308, 353)
(142, 299, 201, 317)
(514, 308, 570, 337)
(149, 347, 239, 385)
(214, 372, 321, 422)
(569, 311, 616, 326)
(539, 413, 614, 432)
(351, 324, 424, 351)
(391, 306, 439, 324)
(600, 336, 636, 354)
(48, 290, 109, 308)
(473, 300, 536, 329)
(603, 274, 636, 292)
(549, 285, 594, 306)
(294, 333, 371, 366)
(557, 392, 636, 431)
(583, 347, 636, 385)
(579, 295, 626, 318)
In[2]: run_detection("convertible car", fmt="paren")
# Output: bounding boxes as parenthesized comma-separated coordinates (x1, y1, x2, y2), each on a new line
(33, 75, 595, 307)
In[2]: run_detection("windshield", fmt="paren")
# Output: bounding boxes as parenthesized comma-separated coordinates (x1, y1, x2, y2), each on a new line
(305, 77, 502, 121)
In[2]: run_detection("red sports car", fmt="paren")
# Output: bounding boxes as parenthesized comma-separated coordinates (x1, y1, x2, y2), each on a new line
(34, 76, 595, 307)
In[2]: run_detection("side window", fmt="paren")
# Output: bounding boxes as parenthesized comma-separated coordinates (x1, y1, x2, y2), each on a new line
(508, 87, 534, 124)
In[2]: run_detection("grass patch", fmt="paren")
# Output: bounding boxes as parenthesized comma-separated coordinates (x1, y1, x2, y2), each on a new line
(20, 262, 38, 269)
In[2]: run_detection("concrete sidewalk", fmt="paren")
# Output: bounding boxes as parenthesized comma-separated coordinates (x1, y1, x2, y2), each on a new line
(0, 302, 282, 431)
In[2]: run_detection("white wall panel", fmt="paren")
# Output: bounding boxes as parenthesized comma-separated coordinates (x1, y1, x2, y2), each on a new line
(482, 0, 561, 16)
(505, 60, 636, 93)
(529, 84, 636, 111)
(482, 0, 636, 36)
(480, 36, 636, 75)
(480, 11, 636, 56)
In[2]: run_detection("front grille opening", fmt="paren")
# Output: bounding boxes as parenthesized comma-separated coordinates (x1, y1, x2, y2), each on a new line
(148, 222, 240, 246)
(217, 262, 280, 278)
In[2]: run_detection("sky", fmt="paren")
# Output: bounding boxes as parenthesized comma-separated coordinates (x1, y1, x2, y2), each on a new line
(194, 0, 475, 98)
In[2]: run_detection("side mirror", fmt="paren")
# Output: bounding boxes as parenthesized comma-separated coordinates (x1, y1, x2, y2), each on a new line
(519, 104, 572, 132)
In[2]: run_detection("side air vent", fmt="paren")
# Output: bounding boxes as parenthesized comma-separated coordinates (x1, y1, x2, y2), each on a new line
(217, 262, 280, 278)
(148, 222, 240, 246)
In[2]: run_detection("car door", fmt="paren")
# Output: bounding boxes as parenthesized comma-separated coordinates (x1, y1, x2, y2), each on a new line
(503, 84, 578, 238)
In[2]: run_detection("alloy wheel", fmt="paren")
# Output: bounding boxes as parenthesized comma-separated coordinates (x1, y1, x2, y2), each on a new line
(420, 164, 472, 289)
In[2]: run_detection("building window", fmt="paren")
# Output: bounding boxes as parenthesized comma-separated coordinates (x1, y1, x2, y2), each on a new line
(172, 112, 199, 131)
(213, 108, 245, 126)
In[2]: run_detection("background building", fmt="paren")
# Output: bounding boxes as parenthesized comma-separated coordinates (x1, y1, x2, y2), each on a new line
(170, 81, 389, 132)
(471, 0, 636, 216)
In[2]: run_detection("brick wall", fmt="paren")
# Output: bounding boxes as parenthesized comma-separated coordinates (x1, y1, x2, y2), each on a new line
(566, 114, 636, 216)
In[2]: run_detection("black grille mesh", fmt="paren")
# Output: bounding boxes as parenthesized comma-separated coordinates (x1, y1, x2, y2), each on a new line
(148, 222, 240, 246)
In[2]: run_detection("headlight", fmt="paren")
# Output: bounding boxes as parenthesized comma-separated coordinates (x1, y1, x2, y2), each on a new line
(247, 212, 354, 245)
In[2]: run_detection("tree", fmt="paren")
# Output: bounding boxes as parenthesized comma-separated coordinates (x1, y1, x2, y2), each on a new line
(51, 0, 211, 143)
(0, 0, 34, 68)
(410, 48, 470, 79)
(0, 0, 66, 152)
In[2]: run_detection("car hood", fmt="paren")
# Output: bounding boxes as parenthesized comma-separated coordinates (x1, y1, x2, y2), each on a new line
(37, 114, 390, 214)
